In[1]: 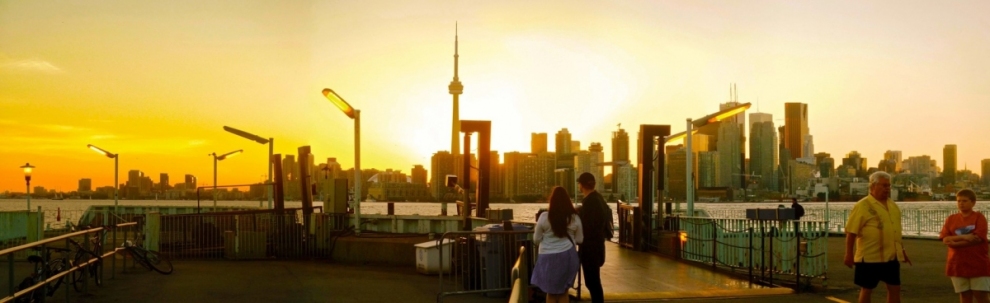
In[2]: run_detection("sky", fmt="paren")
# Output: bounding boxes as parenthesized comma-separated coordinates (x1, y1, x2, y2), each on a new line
(2, 0, 989, 193)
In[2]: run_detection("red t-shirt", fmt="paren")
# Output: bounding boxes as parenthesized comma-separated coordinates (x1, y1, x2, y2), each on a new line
(939, 212, 990, 277)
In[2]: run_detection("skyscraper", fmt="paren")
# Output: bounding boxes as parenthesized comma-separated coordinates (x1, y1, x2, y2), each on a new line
(489, 151, 503, 199)
(667, 148, 687, 200)
(185, 174, 196, 191)
(944, 144, 957, 186)
(698, 151, 720, 188)
(717, 101, 744, 189)
(883, 150, 903, 173)
(612, 128, 629, 163)
(588, 142, 605, 192)
(749, 119, 778, 190)
(430, 151, 455, 200)
(842, 151, 868, 178)
(448, 25, 464, 190)
(982, 159, 990, 187)
(411, 165, 427, 185)
(531, 133, 548, 154)
(784, 102, 809, 160)
(78, 178, 92, 192)
(159, 173, 169, 192)
(815, 152, 835, 179)
(503, 151, 524, 199)
(555, 128, 574, 169)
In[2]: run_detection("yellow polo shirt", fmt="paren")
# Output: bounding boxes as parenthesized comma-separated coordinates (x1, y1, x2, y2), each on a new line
(845, 194, 905, 263)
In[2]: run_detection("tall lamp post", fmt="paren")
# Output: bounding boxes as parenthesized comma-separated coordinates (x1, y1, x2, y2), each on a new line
(87, 144, 119, 223)
(321, 88, 361, 232)
(224, 126, 273, 209)
(20, 163, 35, 211)
(209, 150, 243, 208)
(664, 102, 751, 216)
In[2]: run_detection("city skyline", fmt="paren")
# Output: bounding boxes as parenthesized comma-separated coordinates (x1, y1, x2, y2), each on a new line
(3, 1, 990, 192)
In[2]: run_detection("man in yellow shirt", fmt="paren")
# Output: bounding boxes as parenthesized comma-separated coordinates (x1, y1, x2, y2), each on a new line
(844, 171, 911, 303)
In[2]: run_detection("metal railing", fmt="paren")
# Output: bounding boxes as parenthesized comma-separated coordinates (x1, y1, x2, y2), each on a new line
(437, 229, 535, 302)
(157, 208, 345, 260)
(1, 221, 140, 303)
(703, 207, 983, 238)
(508, 246, 529, 303)
(673, 217, 829, 289)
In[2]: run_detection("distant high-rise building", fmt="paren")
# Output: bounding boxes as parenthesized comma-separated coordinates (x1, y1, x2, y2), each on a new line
(576, 142, 606, 192)
(282, 155, 297, 181)
(503, 152, 524, 199)
(531, 133, 548, 154)
(489, 151, 503, 199)
(944, 144, 957, 186)
(159, 173, 169, 192)
(555, 128, 574, 169)
(749, 112, 773, 131)
(185, 174, 196, 190)
(554, 168, 575, 197)
(884, 151, 903, 173)
(717, 102, 744, 189)
(784, 102, 809, 160)
(815, 153, 835, 179)
(570, 141, 581, 153)
(411, 165, 427, 185)
(698, 151, 720, 188)
(667, 148, 688, 200)
(750, 120, 778, 191)
(449, 26, 464, 196)
(615, 164, 637, 202)
(611, 128, 630, 192)
(78, 179, 92, 192)
(982, 159, 990, 187)
(842, 151, 868, 178)
(518, 153, 556, 196)
(430, 151, 455, 200)
(800, 135, 815, 164)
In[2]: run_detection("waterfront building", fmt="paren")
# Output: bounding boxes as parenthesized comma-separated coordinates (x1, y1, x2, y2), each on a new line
(944, 144, 957, 186)
(184, 174, 196, 192)
(784, 102, 809, 160)
(698, 151, 720, 188)
(842, 151, 868, 178)
(531, 133, 548, 154)
(78, 178, 92, 192)
(667, 148, 687, 200)
(884, 150, 903, 173)
(815, 153, 835, 179)
(159, 173, 169, 192)
(717, 101, 745, 189)
(430, 151, 455, 200)
(750, 120, 778, 191)
(983, 159, 990, 187)
(503, 151, 524, 199)
(517, 152, 556, 198)
(489, 151, 504, 200)
(575, 142, 605, 193)
(411, 165, 427, 185)
(611, 128, 630, 194)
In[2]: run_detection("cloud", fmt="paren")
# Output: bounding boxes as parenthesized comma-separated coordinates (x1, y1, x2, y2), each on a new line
(0, 54, 65, 74)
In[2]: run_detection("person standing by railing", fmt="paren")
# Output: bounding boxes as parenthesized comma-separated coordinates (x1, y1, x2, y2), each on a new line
(577, 172, 606, 303)
(531, 186, 583, 303)
(844, 171, 911, 303)
(940, 189, 990, 303)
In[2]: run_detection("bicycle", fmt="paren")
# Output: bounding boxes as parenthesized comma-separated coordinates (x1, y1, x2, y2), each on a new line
(69, 228, 107, 292)
(15, 246, 71, 303)
(122, 232, 173, 275)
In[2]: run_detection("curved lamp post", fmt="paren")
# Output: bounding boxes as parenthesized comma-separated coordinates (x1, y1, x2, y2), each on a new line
(20, 163, 35, 211)
(209, 149, 243, 208)
(224, 126, 273, 209)
(321, 88, 361, 232)
(664, 102, 751, 216)
(87, 144, 119, 224)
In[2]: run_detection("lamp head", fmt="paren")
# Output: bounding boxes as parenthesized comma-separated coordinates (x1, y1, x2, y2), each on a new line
(223, 126, 270, 144)
(322, 88, 356, 119)
(445, 174, 458, 189)
(20, 163, 34, 177)
(87, 144, 117, 158)
(217, 149, 243, 161)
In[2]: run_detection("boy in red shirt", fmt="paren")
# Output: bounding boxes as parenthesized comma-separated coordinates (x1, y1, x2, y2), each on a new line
(940, 189, 990, 303)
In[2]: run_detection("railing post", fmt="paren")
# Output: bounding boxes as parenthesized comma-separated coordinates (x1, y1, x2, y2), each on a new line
(916, 209, 922, 236)
(8, 252, 13, 298)
(748, 227, 753, 284)
(795, 220, 801, 292)
(711, 220, 717, 268)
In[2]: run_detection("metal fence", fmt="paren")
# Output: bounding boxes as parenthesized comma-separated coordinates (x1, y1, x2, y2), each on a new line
(674, 217, 830, 288)
(703, 207, 983, 238)
(436, 229, 535, 302)
(157, 208, 349, 260)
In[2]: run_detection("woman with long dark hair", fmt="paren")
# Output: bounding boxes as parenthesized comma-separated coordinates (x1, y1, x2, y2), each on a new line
(531, 186, 583, 303)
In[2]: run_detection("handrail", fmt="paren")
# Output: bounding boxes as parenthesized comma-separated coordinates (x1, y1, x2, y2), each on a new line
(0, 227, 102, 257)
(1, 221, 139, 303)
(508, 246, 529, 303)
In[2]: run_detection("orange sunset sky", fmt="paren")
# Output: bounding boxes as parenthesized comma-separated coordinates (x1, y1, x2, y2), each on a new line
(2, 0, 989, 193)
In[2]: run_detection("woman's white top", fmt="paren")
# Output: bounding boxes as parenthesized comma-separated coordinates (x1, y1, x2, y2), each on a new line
(533, 212, 584, 255)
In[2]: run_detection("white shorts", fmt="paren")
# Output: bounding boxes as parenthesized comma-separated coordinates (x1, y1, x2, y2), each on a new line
(950, 276, 990, 293)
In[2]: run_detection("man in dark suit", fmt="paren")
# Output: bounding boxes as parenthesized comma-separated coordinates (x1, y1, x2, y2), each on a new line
(576, 172, 606, 303)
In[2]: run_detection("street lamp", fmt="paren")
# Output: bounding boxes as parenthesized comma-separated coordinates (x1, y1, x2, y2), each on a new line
(224, 126, 273, 209)
(665, 102, 751, 216)
(321, 88, 361, 232)
(20, 163, 34, 211)
(87, 144, 119, 224)
(210, 149, 243, 208)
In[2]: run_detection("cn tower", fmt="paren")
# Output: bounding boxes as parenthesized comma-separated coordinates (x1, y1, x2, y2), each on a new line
(448, 24, 463, 163)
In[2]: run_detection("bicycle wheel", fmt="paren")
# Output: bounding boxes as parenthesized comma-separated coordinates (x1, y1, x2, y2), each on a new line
(128, 247, 155, 271)
(142, 249, 173, 275)
(16, 276, 41, 303)
(46, 258, 68, 296)
(71, 250, 101, 292)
